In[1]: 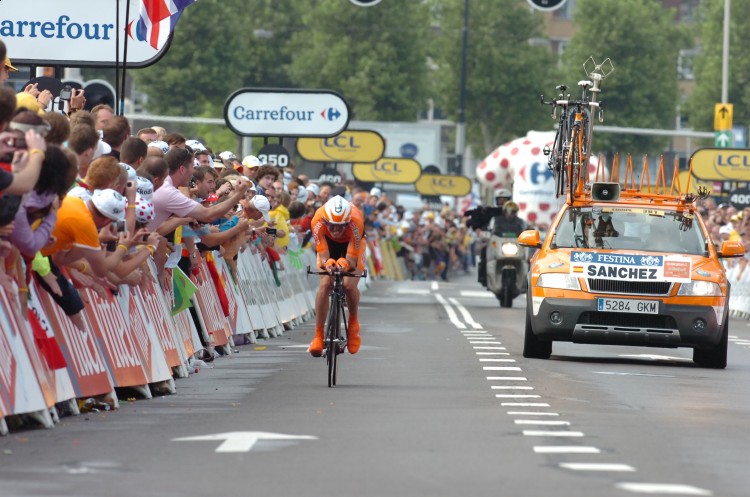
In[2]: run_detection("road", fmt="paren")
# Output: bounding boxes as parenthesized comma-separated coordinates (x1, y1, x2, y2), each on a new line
(2, 271, 750, 497)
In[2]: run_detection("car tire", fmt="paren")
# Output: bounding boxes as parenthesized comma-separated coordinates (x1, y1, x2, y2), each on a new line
(523, 306, 551, 359)
(693, 318, 728, 369)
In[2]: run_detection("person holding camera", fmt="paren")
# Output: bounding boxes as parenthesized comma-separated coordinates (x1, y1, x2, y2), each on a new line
(465, 188, 512, 287)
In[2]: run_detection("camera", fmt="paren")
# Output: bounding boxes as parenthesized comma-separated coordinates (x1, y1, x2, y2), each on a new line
(114, 220, 126, 233)
(266, 227, 277, 236)
(59, 85, 73, 101)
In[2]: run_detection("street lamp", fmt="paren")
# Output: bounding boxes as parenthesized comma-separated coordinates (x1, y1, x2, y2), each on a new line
(454, 0, 469, 176)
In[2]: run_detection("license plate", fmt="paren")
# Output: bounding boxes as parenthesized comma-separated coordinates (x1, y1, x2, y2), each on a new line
(596, 298, 658, 314)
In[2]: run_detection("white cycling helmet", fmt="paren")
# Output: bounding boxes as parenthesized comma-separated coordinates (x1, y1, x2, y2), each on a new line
(323, 195, 352, 225)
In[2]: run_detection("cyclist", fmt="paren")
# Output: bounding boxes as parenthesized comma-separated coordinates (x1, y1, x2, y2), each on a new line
(309, 195, 366, 356)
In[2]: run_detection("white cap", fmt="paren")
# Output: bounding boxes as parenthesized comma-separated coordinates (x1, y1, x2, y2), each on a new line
(219, 150, 238, 162)
(91, 189, 127, 221)
(296, 186, 309, 203)
(120, 163, 137, 181)
(185, 139, 207, 152)
(148, 140, 169, 154)
(252, 195, 272, 222)
(306, 183, 320, 197)
(242, 155, 262, 169)
(136, 176, 154, 201)
(92, 139, 112, 160)
(370, 187, 382, 197)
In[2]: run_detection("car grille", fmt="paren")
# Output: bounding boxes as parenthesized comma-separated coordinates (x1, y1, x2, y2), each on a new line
(578, 311, 678, 330)
(587, 279, 672, 296)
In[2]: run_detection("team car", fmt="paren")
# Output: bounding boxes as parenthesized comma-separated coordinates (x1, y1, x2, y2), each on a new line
(518, 176, 745, 369)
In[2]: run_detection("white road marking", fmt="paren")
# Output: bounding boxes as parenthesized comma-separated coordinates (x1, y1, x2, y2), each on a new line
(448, 297, 483, 329)
(460, 290, 496, 298)
(502, 402, 550, 407)
(397, 288, 431, 295)
(618, 354, 692, 362)
(431, 281, 439, 291)
(483, 366, 522, 371)
(560, 463, 635, 472)
(593, 371, 676, 378)
(507, 412, 559, 416)
(475, 352, 509, 355)
(464, 335, 495, 339)
(470, 341, 503, 345)
(461, 329, 487, 333)
(479, 358, 516, 362)
(491, 386, 534, 390)
(435, 293, 466, 329)
(533, 446, 599, 454)
(523, 430, 584, 437)
(173, 431, 317, 453)
(614, 483, 713, 495)
(473, 346, 507, 350)
(496, 394, 540, 398)
(486, 376, 527, 380)
(515, 420, 570, 426)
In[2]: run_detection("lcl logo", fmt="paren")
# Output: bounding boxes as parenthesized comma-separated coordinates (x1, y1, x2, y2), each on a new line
(374, 161, 401, 172)
(323, 135, 360, 148)
(432, 177, 455, 187)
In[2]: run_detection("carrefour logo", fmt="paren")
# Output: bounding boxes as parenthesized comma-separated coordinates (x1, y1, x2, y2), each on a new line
(322, 108, 342, 121)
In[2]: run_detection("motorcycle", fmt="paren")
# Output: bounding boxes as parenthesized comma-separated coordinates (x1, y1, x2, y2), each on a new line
(484, 231, 528, 308)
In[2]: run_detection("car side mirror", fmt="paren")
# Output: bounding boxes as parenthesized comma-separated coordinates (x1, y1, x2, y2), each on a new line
(719, 240, 746, 258)
(518, 229, 541, 248)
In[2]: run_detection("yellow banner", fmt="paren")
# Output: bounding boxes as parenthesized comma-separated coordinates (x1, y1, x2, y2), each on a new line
(352, 158, 422, 184)
(415, 174, 472, 196)
(689, 148, 750, 181)
(297, 130, 385, 163)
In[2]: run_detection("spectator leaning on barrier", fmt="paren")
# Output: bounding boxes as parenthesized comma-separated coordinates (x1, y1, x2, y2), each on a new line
(67, 124, 103, 181)
(120, 136, 148, 170)
(102, 116, 130, 160)
(92, 104, 114, 131)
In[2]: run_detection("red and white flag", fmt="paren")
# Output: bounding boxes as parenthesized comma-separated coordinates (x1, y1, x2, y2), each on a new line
(128, 0, 198, 50)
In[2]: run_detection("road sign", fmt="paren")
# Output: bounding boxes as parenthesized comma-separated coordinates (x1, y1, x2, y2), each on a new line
(714, 103, 733, 131)
(715, 131, 732, 148)
(257, 144, 290, 168)
(526, 0, 568, 11)
(173, 431, 317, 453)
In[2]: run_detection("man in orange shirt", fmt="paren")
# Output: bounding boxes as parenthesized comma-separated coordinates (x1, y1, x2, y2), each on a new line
(309, 196, 366, 356)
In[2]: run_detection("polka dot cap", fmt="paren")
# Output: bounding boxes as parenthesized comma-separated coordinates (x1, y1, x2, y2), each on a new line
(133, 194, 154, 224)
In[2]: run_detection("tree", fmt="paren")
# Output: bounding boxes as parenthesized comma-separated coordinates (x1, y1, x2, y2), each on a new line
(286, 0, 432, 122)
(562, 0, 686, 157)
(430, 0, 559, 156)
(687, 0, 750, 134)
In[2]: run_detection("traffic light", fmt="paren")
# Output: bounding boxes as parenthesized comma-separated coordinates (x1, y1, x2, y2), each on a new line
(82, 79, 116, 111)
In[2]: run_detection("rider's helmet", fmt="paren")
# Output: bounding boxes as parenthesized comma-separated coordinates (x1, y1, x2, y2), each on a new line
(323, 195, 353, 225)
(503, 200, 519, 215)
(494, 188, 512, 206)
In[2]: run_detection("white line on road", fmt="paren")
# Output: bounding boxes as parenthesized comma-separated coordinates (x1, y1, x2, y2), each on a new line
(448, 297, 483, 329)
(479, 358, 516, 362)
(560, 463, 635, 472)
(434, 293, 466, 329)
(461, 329, 487, 333)
(491, 386, 534, 390)
(465, 337, 497, 340)
(502, 403, 550, 407)
(470, 341, 503, 345)
(514, 420, 570, 426)
(614, 483, 713, 495)
(431, 281, 439, 291)
(508, 412, 559, 416)
(483, 366, 522, 371)
(533, 446, 599, 454)
(496, 394, 540, 398)
(593, 371, 675, 378)
(460, 290, 496, 298)
(473, 346, 507, 350)
(486, 376, 527, 380)
(397, 288, 431, 295)
(475, 352, 509, 355)
(523, 430, 584, 437)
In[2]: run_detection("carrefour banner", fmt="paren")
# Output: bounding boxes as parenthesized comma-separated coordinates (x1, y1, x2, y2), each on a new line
(0, 0, 169, 67)
(569, 252, 691, 283)
(297, 130, 385, 163)
(415, 174, 471, 196)
(352, 158, 422, 184)
(225, 88, 350, 138)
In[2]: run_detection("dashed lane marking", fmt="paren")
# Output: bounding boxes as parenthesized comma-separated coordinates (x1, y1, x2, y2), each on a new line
(491, 386, 534, 390)
(448, 297, 483, 329)
(470, 341, 503, 345)
(486, 376, 527, 380)
(514, 420, 570, 426)
(614, 483, 712, 495)
(594, 371, 675, 378)
(459, 290, 496, 298)
(534, 446, 600, 454)
(479, 358, 516, 362)
(508, 412, 560, 416)
(396, 288, 431, 295)
(483, 366, 522, 371)
(435, 293, 466, 329)
(431, 281, 439, 291)
(475, 351, 509, 355)
(496, 394, 540, 399)
(502, 402, 550, 407)
(473, 346, 507, 350)
(560, 463, 636, 472)
(523, 430, 584, 437)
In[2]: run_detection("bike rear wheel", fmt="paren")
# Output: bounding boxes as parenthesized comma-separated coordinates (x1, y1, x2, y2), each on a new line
(568, 127, 581, 198)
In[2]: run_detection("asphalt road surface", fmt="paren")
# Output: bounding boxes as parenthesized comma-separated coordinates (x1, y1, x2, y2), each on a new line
(2, 271, 750, 497)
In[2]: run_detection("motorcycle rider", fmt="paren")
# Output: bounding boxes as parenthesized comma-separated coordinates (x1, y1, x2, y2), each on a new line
(493, 200, 526, 237)
(466, 188, 512, 287)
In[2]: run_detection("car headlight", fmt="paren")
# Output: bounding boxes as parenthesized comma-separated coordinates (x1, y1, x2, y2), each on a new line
(537, 273, 581, 290)
(677, 280, 722, 296)
(501, 242, 519, 256)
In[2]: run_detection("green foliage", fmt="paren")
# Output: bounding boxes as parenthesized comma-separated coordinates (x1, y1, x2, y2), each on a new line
(286, 0, 431, 121)
(688, 0, 750, 133)
(431, 0, 558, 155)
(562, 0, 685, 157)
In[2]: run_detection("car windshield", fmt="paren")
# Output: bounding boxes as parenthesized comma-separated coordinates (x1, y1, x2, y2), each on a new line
(551, 206, 706, 255)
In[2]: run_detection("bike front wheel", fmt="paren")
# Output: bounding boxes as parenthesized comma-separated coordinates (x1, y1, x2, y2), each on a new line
(326, 298, 340, 388)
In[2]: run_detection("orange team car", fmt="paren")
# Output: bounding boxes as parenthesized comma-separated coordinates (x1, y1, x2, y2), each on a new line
(519, 164, 745, 369)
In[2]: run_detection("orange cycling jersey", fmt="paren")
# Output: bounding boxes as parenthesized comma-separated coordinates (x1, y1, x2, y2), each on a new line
(311, 204, 365, 267)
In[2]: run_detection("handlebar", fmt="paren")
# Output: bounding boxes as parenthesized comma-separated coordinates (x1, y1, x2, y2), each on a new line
(307, 266, 368, 278)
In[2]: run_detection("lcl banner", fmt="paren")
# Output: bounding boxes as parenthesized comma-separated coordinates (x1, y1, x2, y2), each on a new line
(297, 130, 385, 163)
(352, 158, 422, 184)
(415, 174, 472, 196)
